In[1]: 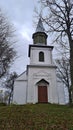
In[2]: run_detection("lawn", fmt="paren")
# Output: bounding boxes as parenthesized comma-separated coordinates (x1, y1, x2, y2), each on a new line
(0, 104, 73, 130)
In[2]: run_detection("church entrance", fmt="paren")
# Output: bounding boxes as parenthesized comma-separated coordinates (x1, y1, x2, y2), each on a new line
(38, 86, 48, 103)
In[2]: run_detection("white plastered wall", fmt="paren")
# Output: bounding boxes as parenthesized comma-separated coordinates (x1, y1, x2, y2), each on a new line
(13, 71, 27, 104)
(30, 47, 53, 65)
(27, 66, 59, 104)
(13, 80, 27, 104)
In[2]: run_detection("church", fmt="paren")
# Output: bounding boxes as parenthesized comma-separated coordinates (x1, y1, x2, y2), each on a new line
(13, 18, 65, 104)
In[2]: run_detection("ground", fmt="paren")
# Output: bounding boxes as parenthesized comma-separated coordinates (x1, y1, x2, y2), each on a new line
(0, 103, 73, 130)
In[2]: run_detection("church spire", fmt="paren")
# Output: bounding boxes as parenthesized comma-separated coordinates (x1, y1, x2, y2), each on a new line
(32, 18, 48, 45)
(36, 18, 45, 33)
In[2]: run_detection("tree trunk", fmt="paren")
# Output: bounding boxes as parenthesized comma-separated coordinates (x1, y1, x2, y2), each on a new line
(8, 92, 12, 105)
(8, 80, 14, 105)
(8, 87, 13, 105)
(70, 40, 73, 103)
(69, 88, 72, 104)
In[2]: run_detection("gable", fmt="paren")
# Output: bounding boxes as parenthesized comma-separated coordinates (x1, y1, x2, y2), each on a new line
(36, 79, 49, 85)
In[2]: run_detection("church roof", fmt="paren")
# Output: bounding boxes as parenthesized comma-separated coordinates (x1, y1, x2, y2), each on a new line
(36, 18, 45, 33)
(15, 71, 27, 81)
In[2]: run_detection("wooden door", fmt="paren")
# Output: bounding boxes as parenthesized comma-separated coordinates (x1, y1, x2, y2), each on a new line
(38, 86, 48, 103)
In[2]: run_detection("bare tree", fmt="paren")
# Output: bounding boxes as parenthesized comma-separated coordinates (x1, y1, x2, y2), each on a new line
(36, 0, 73, 103)
(4, 72, 17, 104)
(56, 57, 71, 103)
(0, 9, 16, 78)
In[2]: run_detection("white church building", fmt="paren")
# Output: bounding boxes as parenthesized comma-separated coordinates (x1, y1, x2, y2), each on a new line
(13, 18, 65, 104)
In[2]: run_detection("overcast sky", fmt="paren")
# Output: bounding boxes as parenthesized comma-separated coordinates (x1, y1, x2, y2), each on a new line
(0, 0, 39, 74)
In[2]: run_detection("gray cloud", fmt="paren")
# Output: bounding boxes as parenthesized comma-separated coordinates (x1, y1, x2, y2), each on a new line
(0, 0, 38, 74)
(0, 0, 35, 25)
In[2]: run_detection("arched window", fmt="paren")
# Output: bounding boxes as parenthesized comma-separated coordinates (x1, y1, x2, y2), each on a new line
(39, 51, 44, 62)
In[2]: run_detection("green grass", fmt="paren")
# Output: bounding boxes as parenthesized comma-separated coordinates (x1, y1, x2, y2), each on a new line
(0, 104, 73, 130)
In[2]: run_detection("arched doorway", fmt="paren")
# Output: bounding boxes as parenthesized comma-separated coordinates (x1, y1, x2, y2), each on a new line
(37, 79, 49, 103)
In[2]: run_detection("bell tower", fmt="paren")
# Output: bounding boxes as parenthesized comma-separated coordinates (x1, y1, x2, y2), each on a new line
(32, 18, 48, 45)
(28, 18, 53, 65)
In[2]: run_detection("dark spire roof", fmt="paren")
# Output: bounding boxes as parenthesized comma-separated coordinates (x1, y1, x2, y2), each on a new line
(32, 18, 48, 45)
(36, 18, 45, 33)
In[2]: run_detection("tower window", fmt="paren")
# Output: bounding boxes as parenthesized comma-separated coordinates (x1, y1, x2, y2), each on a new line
(39, 51, 44, 62)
